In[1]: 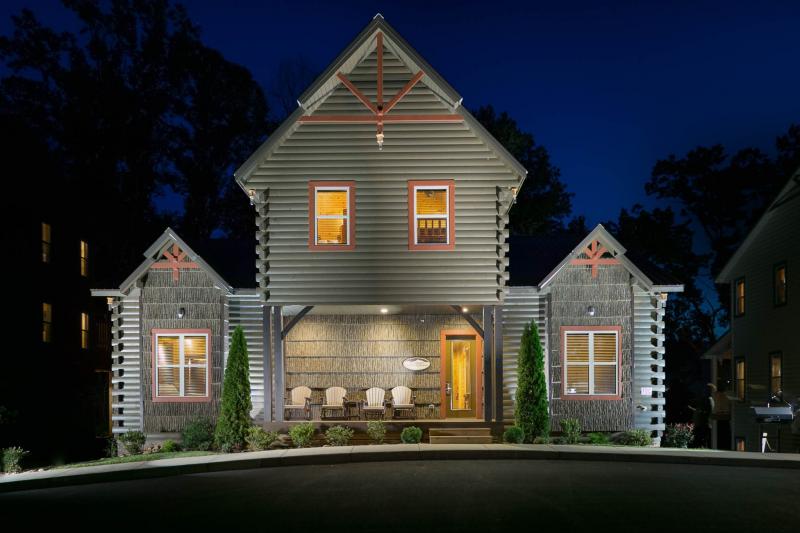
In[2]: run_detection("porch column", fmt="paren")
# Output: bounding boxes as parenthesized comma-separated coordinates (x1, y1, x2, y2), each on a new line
(262, 305, 272, 424)
(272, 306, 285, 422)
(494, 306, 503, 423)
(483, 306, 493, 423)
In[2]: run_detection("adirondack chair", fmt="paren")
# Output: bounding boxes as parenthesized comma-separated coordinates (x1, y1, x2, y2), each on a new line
(361, 387, 387, 419)
(321, 386, 348, 419)
(391, 386, 416, 419)
(284, 386, 312, 420)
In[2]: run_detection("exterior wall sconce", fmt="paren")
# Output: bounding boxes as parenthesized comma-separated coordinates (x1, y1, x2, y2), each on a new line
(177, 307, 186, 319)
(248, 189, 256, 205)
(380, 307, 388, 314)
(587, 305, 596, 317)
(461, 307, 469, 313)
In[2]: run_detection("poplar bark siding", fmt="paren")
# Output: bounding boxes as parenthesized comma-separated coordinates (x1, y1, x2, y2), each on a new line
(140, 270, 225, 433)
(110, 289, 142, 433)
(228, 290, 265, 421)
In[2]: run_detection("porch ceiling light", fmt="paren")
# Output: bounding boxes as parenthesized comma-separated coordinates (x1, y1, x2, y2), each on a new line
(461, 307, 469, 313)
(380, 307, 389, 314)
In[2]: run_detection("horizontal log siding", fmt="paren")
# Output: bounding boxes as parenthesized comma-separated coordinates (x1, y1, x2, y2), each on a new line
(248, 47, 517, 305)
(502, 287, 548, 419)
(284, 313, 477, 418)
(110, 289, 142, 434)
(228, 291, 265, 421)
(548, 264, 634, 432)
(140, 269, 225, 433)
(632, 288, 667, 441)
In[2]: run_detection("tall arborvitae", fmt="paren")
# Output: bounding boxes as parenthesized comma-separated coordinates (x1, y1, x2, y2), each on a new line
(214, 326, 252, 451)
(515, 321, 549, 442)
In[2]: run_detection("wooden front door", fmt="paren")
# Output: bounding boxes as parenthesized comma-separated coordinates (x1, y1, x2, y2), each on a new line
(440, 330, 482, 419)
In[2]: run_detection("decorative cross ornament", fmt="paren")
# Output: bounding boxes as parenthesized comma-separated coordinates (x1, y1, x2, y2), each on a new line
(569, 240, 620, 278)
(150, 243, 198, 282)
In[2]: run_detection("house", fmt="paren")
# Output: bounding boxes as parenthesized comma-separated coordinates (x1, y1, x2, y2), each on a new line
(92, 15, 682, 443)
(712, 167, 800, 453)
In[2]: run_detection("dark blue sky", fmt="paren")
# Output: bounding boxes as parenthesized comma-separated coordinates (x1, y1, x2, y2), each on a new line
(4, 1, 800, 224)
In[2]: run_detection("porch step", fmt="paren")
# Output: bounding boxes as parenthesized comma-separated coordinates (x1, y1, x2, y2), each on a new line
(428, 427, 493, 444)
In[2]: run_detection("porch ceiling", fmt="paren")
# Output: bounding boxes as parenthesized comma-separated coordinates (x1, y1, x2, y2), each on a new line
(281, 304, 478, 316)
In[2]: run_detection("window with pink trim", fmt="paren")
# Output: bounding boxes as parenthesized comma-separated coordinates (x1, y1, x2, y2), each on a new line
(153, 330, 210, 401)
(562, 327, 621, 399)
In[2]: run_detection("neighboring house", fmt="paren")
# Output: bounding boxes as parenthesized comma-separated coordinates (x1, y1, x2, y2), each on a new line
(713, 168, 800, 453)
(92, 16, 682, 442)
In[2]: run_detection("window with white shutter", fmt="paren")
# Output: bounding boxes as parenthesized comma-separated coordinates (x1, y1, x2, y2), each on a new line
(563, 328, 620, 398)
(153, 330, 210, 401)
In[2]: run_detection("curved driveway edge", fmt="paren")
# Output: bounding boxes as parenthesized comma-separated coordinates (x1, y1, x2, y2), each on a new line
(2, 443, 799, 493)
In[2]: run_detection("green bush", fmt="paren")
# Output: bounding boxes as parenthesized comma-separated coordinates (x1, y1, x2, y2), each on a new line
(515, 321, 549, 442)
(215, 326, 253, 452)
(400, 426, 423, 444)
(587, 432, 610, 445)
(161, 440, 180, 453)
(2, 446, 28, 473)
(246, 426, 279, 451)
(104, 437, 118, 458)
(560, 418, 581, 444)
(503, 426, 525, 444)
(118, 430, 146, 455)
(661, 423, 694, 448)
(366, 420, 387, 444)
(182, 417, 215, 451)
(289, 422, 315, 448)
(325, 425, 354, 446)
(533, 435, 551, 444)
(617, 429, 652, 447)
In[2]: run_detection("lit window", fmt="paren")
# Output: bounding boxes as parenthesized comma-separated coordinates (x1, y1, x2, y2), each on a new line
(153, 331, 209, 400)
(769, 352, 782, 398)
(80, 240, 89, 277)
(735, 437, 746, 452)
(81, 312, 89, 349)
(774, 263, 787, 306)
(42, 302, 52, 343)
(563, 328, 620, 397)
(734, 358, 746, 401)
(42, 222, 51, 263)
(734, 278, 745, 316)
(309, 181, 354, 249)
(408, 180, 455, 250)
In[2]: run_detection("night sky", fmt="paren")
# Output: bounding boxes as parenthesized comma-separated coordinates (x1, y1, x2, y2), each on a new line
(4, 0, 800, 225)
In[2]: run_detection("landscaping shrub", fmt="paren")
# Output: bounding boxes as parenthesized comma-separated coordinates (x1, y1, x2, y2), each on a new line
(2, 446, 28, 473)
(503, 426, 525, 444)
(515, 321, 549, 442)
(662, 423, 694, 448)
(533, 435, 551, 444)
(246, 427, 279, 451)
(366, 420, 387, 444)
(118, 430, 146, 455)
(161, 440, 180, 453)
(615, 429, 652, 447)
(560, 418, 581, 444)
(182, 417, 215, 451)
(104, 437, 118, 458)
(400, 426, 423, 444)
(325, 425, 354, 446)
(587, 432, 610, 445)
(215, 326, 252, 452)
(289, 422, 315, 448)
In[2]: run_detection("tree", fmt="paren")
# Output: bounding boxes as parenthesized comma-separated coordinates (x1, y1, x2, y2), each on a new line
(473, 105, 572, 235)
(214, 326, 252, 451)
(515, 321, 549, 442)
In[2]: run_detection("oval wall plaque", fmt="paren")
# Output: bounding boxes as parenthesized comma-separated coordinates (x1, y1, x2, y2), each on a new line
(403, 357, 431, 371)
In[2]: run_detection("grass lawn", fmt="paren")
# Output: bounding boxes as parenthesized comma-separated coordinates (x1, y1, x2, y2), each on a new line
(57, 451, 217, 469)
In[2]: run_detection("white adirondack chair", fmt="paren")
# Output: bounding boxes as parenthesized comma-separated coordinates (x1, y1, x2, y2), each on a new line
(391, 386, 416, 419)
(284, 386, 312, 420)
(321, 386, 348, 419)
(362, 387, 387, 419)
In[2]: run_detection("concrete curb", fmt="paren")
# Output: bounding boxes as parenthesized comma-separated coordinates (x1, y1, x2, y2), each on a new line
(2, 444, 799, 493)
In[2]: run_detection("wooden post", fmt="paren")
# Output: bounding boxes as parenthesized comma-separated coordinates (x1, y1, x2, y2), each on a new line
(272, 306, 285, 422)
(482, 306, 493, 423)
(262, 305, 272, 424)
(494, 306, 503, 423)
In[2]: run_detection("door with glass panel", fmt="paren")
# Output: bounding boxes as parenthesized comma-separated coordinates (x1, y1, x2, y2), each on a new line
(442, 333, 479, 418)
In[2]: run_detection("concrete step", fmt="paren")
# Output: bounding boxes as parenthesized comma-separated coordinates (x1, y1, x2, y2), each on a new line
(429, 428, 492, 437)
(429, 435, 494, 444)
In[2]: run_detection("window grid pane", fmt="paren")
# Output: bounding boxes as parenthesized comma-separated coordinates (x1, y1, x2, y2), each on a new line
(414, 187, 449, 245)
(775, 266, 787, 305)
(43, 302, 52, 343)
(155, 333, 208, 398)
(314, 188, 349, 245)
(565, 331, 617, 396)
(42, 223, 51, 263)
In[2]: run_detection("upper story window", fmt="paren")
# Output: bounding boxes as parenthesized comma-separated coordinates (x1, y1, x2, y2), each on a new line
(308, 181, 355, 250)
(562, 327, 621, 398)
(408, 180, 455, 251)
(734, 357, 746, 401)
(769, 352, 782, 398)
(42, 302, 52, 343)
(774, 263, 787, 306)
(153, 330, 210, 402)
(42, 222, 51, 263)
(80, 240, 89, 277)
(80, 312, 89, 349)
(734, 278, 745, 317)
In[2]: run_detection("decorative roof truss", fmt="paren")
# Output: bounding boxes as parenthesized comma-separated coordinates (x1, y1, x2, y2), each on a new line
(569, 239, 620, 279)
(150, 243, 198, 282)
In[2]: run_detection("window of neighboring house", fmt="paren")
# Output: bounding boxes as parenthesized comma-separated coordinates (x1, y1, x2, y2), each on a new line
(408, 180, 455, 250)
(80, 240, 89, 277)
(562, 327, 621, 398)
(734, 278, 745, 316)
(769, 352, 782, 399)
(735, 437, 746, 452)
(308, 181, 355, 250)
(152, 330, 210, 401)
(80, 312, 89, 349)
(734, 357, 746, 401)
(42, 222, 51, 263)
(774, 263, 787, 306)
(42, 302, 52, 343)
